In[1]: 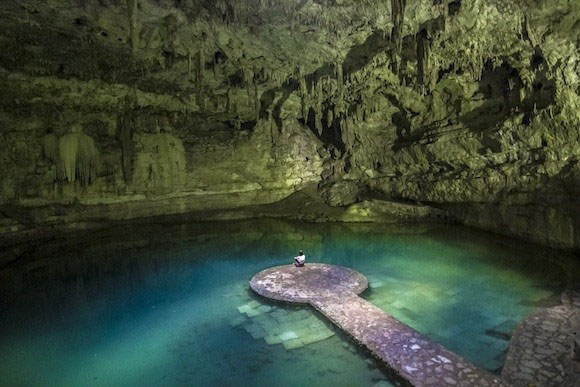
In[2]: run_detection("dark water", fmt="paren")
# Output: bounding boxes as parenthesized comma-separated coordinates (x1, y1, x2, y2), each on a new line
(0, 219, 577, 386)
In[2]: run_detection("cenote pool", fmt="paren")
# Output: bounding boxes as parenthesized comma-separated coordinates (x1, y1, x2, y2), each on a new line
(0, 219, 577, 386)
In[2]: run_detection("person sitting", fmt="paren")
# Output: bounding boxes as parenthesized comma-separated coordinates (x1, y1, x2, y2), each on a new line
(294, 250, 306, 267)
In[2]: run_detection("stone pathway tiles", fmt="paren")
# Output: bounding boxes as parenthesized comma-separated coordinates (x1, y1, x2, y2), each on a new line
(521, 288, 556, 303)
(237, 304, 252, 314)
(367, 274, 529, 376)
(367, 272, 538, 372)
(370, 277, 421, 297)
(439, 334, 505, 373)
(234, 293, 335, 350)
(229, 315, 247, 328)
(502, 289, 580, 386)
(487, 320, 519, 340)
(283, 338, 304, 350)
(251, 264, 505, 386)
(312, 293, 505, 386)
(367, 274, 387, 289)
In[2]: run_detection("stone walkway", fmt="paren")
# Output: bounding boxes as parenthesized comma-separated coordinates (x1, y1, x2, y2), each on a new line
(251, 264, 505, 386)
(363, 272, 520, 372)
(502, 289, 580, 386)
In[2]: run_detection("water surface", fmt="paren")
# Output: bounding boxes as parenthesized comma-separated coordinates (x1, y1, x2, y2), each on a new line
(0, 219, 577, 386)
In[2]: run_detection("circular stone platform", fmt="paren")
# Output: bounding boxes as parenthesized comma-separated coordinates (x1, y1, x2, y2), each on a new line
(250, 263, 368, 303)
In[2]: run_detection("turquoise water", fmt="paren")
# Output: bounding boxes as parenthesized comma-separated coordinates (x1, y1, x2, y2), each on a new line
(0, 219, 577, 386)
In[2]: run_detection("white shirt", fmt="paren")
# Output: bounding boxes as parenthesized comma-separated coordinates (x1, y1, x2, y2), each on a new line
(295, 254, 305, 264)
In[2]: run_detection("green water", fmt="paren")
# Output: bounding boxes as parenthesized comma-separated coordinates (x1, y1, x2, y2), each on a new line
(0, 219, 577, 386)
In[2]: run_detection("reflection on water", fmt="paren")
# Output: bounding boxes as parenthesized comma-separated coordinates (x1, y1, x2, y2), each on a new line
(0, 219, 577, 386)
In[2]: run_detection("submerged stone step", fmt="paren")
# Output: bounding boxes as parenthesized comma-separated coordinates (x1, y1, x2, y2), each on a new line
(251, 263, 506, 386)
(234, 295, 335, 349)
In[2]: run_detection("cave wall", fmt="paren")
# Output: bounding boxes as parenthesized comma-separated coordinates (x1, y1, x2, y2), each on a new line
(0, 0, 330, 234)
(0, 0, 578, 250)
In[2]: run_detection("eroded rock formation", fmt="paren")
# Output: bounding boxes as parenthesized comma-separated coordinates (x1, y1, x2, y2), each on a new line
(0, 0, 578, 250)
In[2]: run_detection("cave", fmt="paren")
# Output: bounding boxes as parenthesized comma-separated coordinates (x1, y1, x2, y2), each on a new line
(0, 1, 579, 386)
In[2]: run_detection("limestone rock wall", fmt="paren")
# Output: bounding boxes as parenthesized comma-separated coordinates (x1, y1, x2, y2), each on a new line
(0, 0, 329, 233)
(0, 0, 578, 250)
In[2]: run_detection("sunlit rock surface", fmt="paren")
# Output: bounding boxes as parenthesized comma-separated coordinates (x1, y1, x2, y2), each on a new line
(0, 0, 578, 250)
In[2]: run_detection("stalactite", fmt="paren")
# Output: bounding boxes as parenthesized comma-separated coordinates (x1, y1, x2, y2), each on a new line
(270, 112, 279, 143)
(416, 28, 429, 93)
(391, 0, 406, 57)
(476, 54, 484, 81)
(43, 131, 100, 186)
(299, 66, 308, 119)
(327, 108, 334, 128)
(126, 0, 138, 52)
(187, 51, 192, 76)
(253, 76, 260, 121)
(76, 134, 100, 186)
(226, 86, 232, 114)
(213, 53, 217, 78)
(315, 81, 323, 135)
(42, 133, 58, 162)
(244, 65, 252, 100)
(523, 13, 537, 47)
(58, 133, 80, 183)
(334, 57, 344, 103)
(196, 47, 204, 107)
(232, 0, 240, 24)
(216, 0, 228, 24)
(119, 92, 136, 182)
